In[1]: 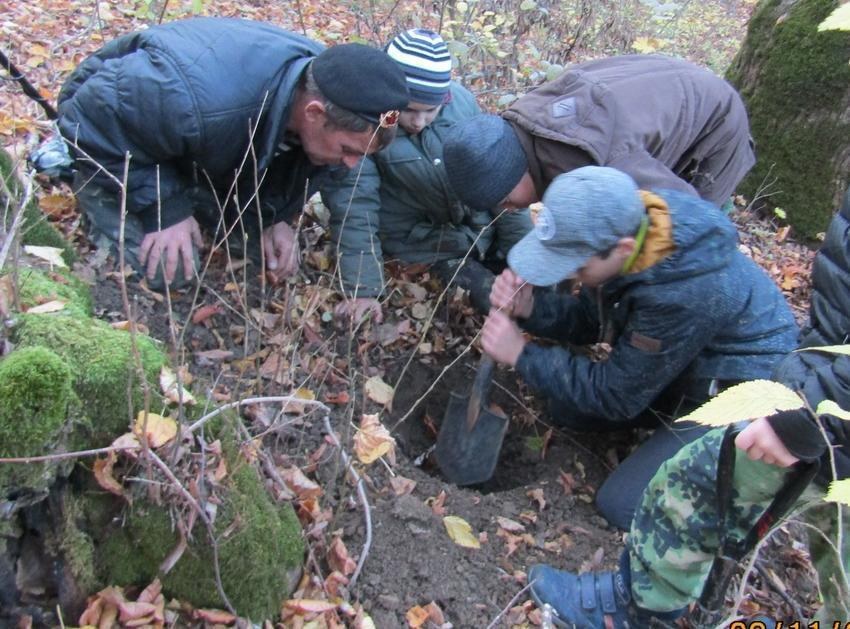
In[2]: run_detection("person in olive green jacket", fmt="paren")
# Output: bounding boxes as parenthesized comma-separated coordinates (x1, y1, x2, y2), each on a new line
(320, 29, 532, 322)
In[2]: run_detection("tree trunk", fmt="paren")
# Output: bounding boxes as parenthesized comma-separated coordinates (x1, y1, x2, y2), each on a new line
(726, 0, 850, 239)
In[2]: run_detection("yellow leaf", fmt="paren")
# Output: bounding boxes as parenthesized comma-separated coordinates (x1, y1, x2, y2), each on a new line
(824, 479, 850, 506)
(632, 36, 665, 53)
(677, 380, 804, 426)
(23, 245, 67, 268)
(353, 413, 396, 464)
(282, 387, 316, 414)
(443, 515, 480, 548)
(799, 343, 850, 357)
(816, 399, 850, 421)
(29, 44, 50, 56)
(282, 599, 338, 613)
(364, 375, 394, 405)
(160, 365, 196, 405)
(133, 411, 178, 448)
(26, 300, 66, 314)
(818, 2, 850, 31)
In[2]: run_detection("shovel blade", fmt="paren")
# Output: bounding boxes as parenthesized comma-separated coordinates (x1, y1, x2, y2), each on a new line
(434, 390, 509, 486)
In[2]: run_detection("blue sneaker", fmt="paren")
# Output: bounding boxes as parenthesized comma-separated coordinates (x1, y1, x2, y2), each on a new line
(528, 564, 635, 628)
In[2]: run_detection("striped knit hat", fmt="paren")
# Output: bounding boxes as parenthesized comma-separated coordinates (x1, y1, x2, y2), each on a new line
(386, 29, 452, 105)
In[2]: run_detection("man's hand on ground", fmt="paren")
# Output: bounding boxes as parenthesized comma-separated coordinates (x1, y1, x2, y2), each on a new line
(334, 297, 383, 323)
(735, 417, 800, 467)
(139, 216, 203, 284)
(262, 222, 300, 282)
(490, 269, 533, 319)
(481, 309, 526, 367)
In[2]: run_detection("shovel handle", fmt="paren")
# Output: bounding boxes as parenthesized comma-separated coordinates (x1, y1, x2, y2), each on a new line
(466, 355, 496, 430)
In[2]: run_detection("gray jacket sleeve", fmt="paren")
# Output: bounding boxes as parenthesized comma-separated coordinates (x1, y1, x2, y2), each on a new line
(321, 157, 385, 298)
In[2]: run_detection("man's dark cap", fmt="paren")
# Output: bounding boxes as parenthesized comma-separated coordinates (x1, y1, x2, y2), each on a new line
(443, 115, 528, 212)
(312, 43, 410, 124)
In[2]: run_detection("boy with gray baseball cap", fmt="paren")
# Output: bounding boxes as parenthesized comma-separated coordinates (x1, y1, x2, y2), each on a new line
(483, 165, 798, 535)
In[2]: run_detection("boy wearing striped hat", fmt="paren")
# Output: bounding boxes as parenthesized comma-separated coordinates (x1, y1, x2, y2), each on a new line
(321, 29, 532, 322)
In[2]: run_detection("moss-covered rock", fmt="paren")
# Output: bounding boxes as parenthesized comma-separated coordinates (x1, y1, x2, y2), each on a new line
(0, 346, 79, 495)
(726, 0, 850, 239)
(96, 456, 305, 620)
(14, 267, 93, 319)
(11, 314, 166, 440)
(0, 148, 76, 265)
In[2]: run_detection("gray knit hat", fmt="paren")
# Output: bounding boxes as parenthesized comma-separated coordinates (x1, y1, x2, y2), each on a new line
(386, 29, 452, 106)
(443, 115, 528, 212)
(508, 166, 644, 286)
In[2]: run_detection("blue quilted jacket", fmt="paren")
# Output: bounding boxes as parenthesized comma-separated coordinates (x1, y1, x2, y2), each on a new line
(515, 189, 799, 428)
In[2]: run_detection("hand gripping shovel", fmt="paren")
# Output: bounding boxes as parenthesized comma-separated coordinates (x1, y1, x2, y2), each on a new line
(690, 424, 819, 628)
(434, 355, 509, 485)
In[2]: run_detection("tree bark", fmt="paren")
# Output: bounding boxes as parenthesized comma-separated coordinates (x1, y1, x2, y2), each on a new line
(726, 0, 850, 239)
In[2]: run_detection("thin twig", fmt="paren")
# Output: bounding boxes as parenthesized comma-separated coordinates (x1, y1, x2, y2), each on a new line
(323, 414, 372, 589)
(486, 580, 535, 629)
(0, 444, 140, 464)
(187, 395, 330, 434)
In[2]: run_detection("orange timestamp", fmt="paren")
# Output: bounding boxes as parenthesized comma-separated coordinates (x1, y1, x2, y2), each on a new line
(728, 622, 850, 629)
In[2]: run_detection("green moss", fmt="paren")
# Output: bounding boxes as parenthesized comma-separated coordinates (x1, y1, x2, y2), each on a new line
(11, 314, 166, 439)
(14, 267, 93, 318)
(0, 346, 79, 493)
(45, 489, 99, 595)
(0, 148, 76, 264)
(97, 458, 304, 620)
(726, 0, 850, 238)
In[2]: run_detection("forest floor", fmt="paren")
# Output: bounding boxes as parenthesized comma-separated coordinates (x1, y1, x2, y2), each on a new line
(0, 0, 828, 626)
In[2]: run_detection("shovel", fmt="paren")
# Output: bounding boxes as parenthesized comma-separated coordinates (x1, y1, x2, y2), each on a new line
(434, 355, 509, 485)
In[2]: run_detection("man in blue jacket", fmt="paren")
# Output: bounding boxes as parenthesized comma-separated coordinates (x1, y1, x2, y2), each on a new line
(58, 17, 409, 289)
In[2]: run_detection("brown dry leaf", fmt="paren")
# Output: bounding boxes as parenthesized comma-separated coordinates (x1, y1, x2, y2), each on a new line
(93, 453, 126, 498)
(110, 320, 151, 335)
(557, 470, 577, 495)
(280, 466, 322, 500)
(410, 302, 429, 319)
(110, 432, 140, 453)
(389, 475, 416, 496)
(133, 411, 178, 448)
(38, 193, 75, 218)
(193, 608, 237, 624)
(191, 303, 222, 325)
(283, 598, 338, 614)
(136, 579, 162, 604)
(496, 529, 524, 556)
(527, 487, 547, 511)
(26, 299, 66, 314)
(212, 457, 228, 482)
(328, 536, 357, 576)
(194, 349, 234, 363)
(405, 605, 430, 628)
(323, 570, 349, 597)
(353, 414, 396, 465)
(258, 350, 290, 386)
(363, 375, 394, 406)
(424, 601, 445, 624)
(159, 366, 197, 405)
(324, 390, 350, 405)
(78, 594, 104, 626)
(496, 516, 526, 533)
(428, 490, 448, 516)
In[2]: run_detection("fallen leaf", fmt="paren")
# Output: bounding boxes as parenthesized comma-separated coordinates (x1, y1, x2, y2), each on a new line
(405, 605, 430, 628)
(324, 390, 350, 404)
(825, 478, 850, 506)
(160, 366, 197, 405)
(282, 387, 316, 414)
(93, 453, 126, 498)
(443, 515, 480, 549)
(364, 375, 394, 405)
(191, 303, 222, 325)
(280, 466, 322, 500)
(38, 193, 76, 218)
(389, 475, 416, 496)
(133, 411, 178, 448)
(424, 601, 445, 624)
(26, 299, 66, 314)
(527, 487, 546, 511)
(24, 245, 68, 268)
(110, 320, 150, 335)
(353, 414, 396, 464)
(283, 599, 338, 613)
(496, 516, 525, 533)
(428, 490, 447, 516)
(193, 608, 237, 623)
(194, 348, 234, 364)
(328, 536, 357, 576)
